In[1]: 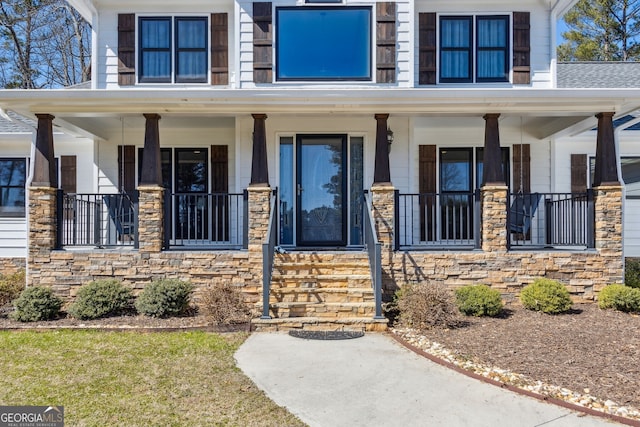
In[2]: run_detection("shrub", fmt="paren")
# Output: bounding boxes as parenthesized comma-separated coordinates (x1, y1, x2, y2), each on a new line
(520, 278, 572, 314)
(0, 270, 26, 306)
(455, 284, 503, 317)
(200, 283, 251, 325)
(135, 279, 193, 318)
(395, 282, 460, 330)
(67, 279, 134, 320)
(598, 284, 640, 313)
(11, 286, 63, 322)
(625, 258, 640, 289)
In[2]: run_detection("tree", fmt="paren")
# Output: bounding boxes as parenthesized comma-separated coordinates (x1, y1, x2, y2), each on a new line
(0, 0, 90, 88)
(558, 0, 640, 61)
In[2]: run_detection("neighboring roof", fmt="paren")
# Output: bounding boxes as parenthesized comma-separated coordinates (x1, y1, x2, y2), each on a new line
(0, 111, 35, 133)
(557, 62, 640, 88)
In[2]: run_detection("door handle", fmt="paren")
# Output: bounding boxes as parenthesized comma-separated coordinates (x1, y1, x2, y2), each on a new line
(297, 184, 304, 196)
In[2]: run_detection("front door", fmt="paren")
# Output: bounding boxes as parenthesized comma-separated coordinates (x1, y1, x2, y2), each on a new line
(296, 135, 347, 246)
(174, 148, 208, 241)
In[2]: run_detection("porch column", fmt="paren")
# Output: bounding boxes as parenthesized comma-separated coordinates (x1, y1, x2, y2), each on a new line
(250, 114, 269, 185)
(593, 112, 620, 186)
(481, 114, 508, 252)
(593, 112, 623, 287)
(28, 114, 58, 286)
(137, 113, 164, 253)
(373, 114, 391, 184)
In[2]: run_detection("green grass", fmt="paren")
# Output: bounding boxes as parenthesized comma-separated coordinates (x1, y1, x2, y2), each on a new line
(0, 331, 305, 426)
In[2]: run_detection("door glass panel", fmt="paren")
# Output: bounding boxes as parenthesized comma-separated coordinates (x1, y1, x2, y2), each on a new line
(279, 137, 294, 245)
(350, 137, 364, 245)
(297, 135, 346, 245)
(175, 149, 208, 240)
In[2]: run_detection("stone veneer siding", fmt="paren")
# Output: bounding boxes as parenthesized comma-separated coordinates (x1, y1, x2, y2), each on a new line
(481, 185, 508, 252)
(27, 187, 58, 286)
(137, 186, 164, 253)
(0, 258, 26, 274)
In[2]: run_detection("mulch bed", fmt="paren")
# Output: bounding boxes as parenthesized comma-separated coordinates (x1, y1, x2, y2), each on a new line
(410, 303, 640, 410)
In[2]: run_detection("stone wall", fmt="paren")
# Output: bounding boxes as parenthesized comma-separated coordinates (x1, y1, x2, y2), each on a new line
(387, 250, 623, 303)
(0, 258, 26, 275)
(34, 249, 261, 307)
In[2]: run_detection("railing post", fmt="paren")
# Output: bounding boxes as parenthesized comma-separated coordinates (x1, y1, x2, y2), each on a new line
(475, 189, 482, 249)
(587, 189, 595, 248)
(394, 189, 400, 250)
(55, 189, 64, 249)
(243, 189, 249, 250)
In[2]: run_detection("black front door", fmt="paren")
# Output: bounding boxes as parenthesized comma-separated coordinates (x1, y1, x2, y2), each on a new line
(296, 135, 347, 246)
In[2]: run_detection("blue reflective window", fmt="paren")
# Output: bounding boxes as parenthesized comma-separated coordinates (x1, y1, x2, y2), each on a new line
(477, 16, 509, 82)
(139, 17, 208, 84)
(276, 7, 372, 81)
(440, 17, 472, 82)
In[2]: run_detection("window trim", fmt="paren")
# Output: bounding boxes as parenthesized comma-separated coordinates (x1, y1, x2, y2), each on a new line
(0, 157, 27, 218)
(138, 15, 209, 84)
(438, 14, 510, 84)
(275, 6, 373, 82)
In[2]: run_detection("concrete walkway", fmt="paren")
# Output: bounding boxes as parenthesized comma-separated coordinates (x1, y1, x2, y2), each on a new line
(235, 333, 624, 427)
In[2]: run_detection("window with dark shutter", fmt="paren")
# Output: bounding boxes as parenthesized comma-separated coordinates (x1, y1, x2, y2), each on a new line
(118, 14, 136, 86)
(512, 12, 531, 85)
(418, 13, 436, 85)
(376, 2, 396, 84)
(253, 2, 273, 83)
(211, 13, 229, 85)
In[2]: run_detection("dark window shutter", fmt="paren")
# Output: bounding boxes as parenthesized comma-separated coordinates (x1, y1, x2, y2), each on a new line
(253, 2, 273, 84)
(571, 154, 588, 193)
(376, 2, 396, 84)
(513, 12, 530, 85)
(60, 155, 77, 193)
(118, 14, 136, 86)
(513, 144, 531, 193)
(211, 13, 229, 85)
(419, 13, 437, 85)
(419, 145, 437, 241)
(117, 145, 136, 194)
(211, 145, 229, 241)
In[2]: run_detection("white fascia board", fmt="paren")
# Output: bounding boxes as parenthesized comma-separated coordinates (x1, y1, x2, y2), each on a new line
(551, 0, 580, 18)
(65, 0, 96, 22)
(2, 88, 640, 116)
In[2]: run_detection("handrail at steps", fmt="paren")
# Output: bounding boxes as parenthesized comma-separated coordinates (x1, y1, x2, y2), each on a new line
(363, 191, 384, 320)
(261, 189, 278, 320)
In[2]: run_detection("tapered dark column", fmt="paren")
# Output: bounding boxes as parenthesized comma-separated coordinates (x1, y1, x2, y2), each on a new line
(139, 114, 162, 186)
(482, 113, 504, 185)
(250, 114, 269, 185)
(32, 114, 57, 188)
(593, 112, 620, 186)
(373, 114, 391, 184)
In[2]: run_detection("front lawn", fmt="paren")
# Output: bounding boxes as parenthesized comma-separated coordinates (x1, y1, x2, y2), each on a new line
(0, 331, 305, 426)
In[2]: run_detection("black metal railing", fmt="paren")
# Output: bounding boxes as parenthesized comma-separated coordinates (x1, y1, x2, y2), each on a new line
(395, 191, 479, 248)
(363, 191, 383, 319)
(508, 191, 594, 248)
(261, 189, 278, 319)
(57, 191, 138, 248)
(164, 192, 246, 249)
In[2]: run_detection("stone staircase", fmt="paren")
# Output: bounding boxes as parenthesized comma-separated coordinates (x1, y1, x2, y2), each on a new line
(252, 251, 388, 332)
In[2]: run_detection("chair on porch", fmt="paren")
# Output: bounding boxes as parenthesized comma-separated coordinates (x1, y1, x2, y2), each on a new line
(103, 193, 136, 244)
(509, 193, 542, 238)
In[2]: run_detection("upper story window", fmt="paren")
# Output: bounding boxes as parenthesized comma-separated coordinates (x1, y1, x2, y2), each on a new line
(0, 158, 26, 218)
(139, 17, 208, 84)
(440, 15, 509, 83)
(275, 7, 372, 81)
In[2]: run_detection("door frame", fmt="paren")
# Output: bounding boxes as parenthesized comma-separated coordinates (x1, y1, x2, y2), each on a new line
(295, 134, 348, 247)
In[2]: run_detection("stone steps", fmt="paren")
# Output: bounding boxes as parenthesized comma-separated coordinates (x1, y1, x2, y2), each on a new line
(255, 250, 387, 331)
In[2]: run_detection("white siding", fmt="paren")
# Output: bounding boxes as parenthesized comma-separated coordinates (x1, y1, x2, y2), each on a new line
(0, 219, 27, 258)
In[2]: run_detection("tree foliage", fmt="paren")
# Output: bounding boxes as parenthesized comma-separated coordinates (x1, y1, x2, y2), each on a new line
(558, 0, 640, 61)
(0, 0, 90, 88)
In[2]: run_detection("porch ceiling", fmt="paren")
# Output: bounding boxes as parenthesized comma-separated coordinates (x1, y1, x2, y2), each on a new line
(2, 88, 640, 140)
